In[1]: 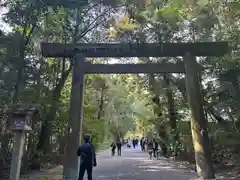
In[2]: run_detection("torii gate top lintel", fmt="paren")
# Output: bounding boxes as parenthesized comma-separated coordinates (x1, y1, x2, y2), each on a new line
(41, 42, 228, 58)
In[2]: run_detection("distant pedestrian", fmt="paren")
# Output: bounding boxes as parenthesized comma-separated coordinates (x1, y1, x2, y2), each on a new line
(153, 139, 159, 158)
(110, 142, 116, 156)
(140, 137, 145, 151)
(116, 139, 122, 156)
(147, 139, 154, 159)
(132, 138, 137, 148)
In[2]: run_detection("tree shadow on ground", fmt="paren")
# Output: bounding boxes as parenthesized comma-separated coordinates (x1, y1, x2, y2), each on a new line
(168, 157, 240, 180)
(129, 157, 197, 180)
(19, 166, 62, 180)
(215, 165, 240, 180)
(127, 155, 240, 180)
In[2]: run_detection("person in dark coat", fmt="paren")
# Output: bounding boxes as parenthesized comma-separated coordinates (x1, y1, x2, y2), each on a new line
(77, 134, 97, 180)
(153, 138, 159, 158)
(132, 138, 136, 148)
(110, 141, 116, 156)
(140, 137, 145, 151)
(116, 139, 122, 156)
(147, 139, 154, 159)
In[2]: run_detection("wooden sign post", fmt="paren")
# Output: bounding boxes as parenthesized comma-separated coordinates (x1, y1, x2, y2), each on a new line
(9, 131, 25, 180)
(8, 105, 40, 180)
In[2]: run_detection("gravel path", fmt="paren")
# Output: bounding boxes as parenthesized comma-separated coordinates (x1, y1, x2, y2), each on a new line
(93, 147, 197, 180)
(21, 146, 199, 180)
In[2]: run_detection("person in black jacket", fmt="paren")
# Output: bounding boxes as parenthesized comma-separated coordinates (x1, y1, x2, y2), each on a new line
(153, 138, 159, 158)
(140, 137, 145, 152)
(77, 134, 97, 180)
(116, 139, 122, 156)
(110, 141, 116, 156)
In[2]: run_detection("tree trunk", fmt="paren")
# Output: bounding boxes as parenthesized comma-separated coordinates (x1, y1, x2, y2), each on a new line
(148, 74, 169, 155)
(37, 65, 72, 153)
(184, 53, 215, 179)
(220, 69, 240, 121)
(0, 39, 25, 173)
(12, 43, 25, 103)
(97, 87, 105, 120)
(164, 75, 178, 155)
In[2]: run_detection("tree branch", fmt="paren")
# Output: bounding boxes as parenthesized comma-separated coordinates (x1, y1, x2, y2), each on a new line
(79, 8, 111, 38)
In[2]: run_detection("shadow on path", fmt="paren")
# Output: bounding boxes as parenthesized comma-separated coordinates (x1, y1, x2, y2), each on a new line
(93, 147, 197, 180)
(20, 147, 200, 180)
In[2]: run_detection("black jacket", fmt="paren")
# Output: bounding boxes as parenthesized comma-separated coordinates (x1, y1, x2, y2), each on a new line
(77, 142, 96, 166)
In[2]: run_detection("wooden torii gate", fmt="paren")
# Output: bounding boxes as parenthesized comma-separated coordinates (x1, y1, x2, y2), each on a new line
(41, 42, 228, 180)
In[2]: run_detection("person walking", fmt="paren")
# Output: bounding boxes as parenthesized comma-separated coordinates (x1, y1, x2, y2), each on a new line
(145, 137, 148, 151)
(132, 138, 137, 148)
(116, 139, 122, 156)
(110, 141, 116, 156)
(153, 138, 159, 158)
(140, 137, 145, 152)
(147, 139, 154, 159)
(77, 134, 97, 180)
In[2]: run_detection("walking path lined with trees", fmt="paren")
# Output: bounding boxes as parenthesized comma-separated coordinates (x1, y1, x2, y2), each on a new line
(21, 148, 197, 180)
(0, 0, 240, 179)
(19, 148, 239, 180)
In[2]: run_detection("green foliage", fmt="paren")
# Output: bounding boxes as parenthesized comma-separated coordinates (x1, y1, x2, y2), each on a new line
(85, 118, 106, 150)
(0, 0, 240, 176)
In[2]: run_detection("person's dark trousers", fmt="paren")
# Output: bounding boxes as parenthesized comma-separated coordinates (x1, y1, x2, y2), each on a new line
(117, 147, 121, 156)
(78, 164, 92, 180)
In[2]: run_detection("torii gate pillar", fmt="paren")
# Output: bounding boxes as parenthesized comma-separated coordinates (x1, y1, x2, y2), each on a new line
(184, 53, 215, 179)
(63, 54, 85, 180)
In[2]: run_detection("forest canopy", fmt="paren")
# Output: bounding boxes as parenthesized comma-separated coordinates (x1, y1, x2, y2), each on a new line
(0, 0, 240, 179)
